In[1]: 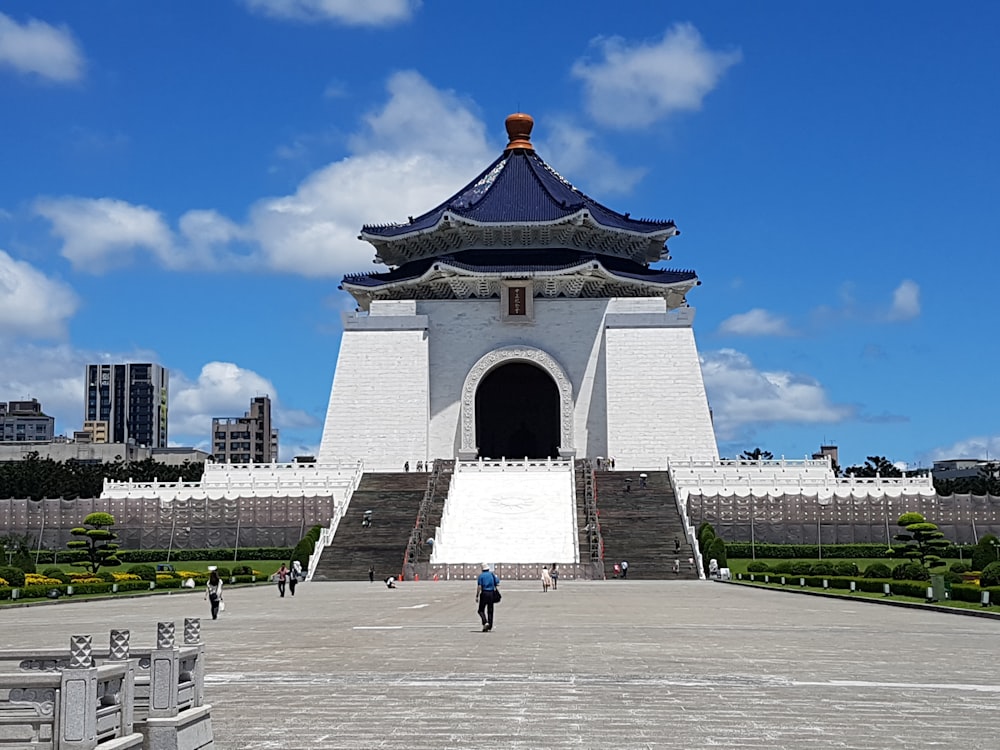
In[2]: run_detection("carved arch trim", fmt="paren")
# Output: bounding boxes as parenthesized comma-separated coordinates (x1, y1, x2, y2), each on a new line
(459, 346, 575, 459)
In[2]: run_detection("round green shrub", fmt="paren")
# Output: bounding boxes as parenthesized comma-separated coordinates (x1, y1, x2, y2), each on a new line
(215, 566, 231, 578)
(98, 570, 116, 582)
(943, 570, 963, 585)
(746, 561, 769, 573)
(789, 561, 812, 576)
(949, 561, 972, 574)
(981, 561, 1000, 588)
(0, 566, 26, 586)
(771, 561, 795, 574)
(892, 562, 929, 581)
(863, 563, 891, 579)
(810, 562, 836, 576)
(972, 534, 999, 573)
(129, 564, 157, 582)
(232, 565, 254, 576)
(833, 562, 858, 577)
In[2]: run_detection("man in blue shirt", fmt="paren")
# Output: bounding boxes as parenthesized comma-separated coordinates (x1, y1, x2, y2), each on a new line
(476, 563, 499, 632)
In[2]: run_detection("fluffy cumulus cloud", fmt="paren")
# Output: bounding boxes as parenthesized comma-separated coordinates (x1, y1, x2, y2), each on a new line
(0, 11, 84, 82)
(887, 279, 920, 321)
(170, 362, 315, 441)
(0, 249, 78, 338)
(34, 71, 494, 278)
(701, 349, 854, 441)
(717, 308, 795, 337)
(242, 0, 418, 26)
(925, 435, 1000, 463)
(537, 118, 645, 196)
(34, 197, 176, 271)
(250, 70, 493, 275)
(572, 23, 741, 129)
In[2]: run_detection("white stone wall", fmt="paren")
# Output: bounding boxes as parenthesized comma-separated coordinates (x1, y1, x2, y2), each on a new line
(318, 296, 719, 470)
(317, 302, 429, 471)
(605, 309, 718, 469)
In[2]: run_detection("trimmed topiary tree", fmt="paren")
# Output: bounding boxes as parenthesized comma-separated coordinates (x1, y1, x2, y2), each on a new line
(705, 536, 727, 572)
(893, 512, 949, 570)
(863, 562, 891, 579)
(834, 561, 858, 577)
(892, 561, 930, 581)
(66, 512, 122, 575)
(981, 561, 1000, 588)
(972, 534, 999, 573)
(746, 561, 769, 573)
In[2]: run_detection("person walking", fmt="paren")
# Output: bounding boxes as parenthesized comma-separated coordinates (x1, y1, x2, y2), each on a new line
(550, 563, 559, 590)
(620, 560, 629, 579)
(476, 563, 500, 632)
(368, 564, 375, 583)
(289, 560, 303, 596)
(276, 563, 289, 597)
(541, 566, 552, 592)
(674, 538, 681, 555)
(205, 567, 223, 620)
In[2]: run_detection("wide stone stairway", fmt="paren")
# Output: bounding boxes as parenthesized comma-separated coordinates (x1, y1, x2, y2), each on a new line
(312, 471, 428, 581)
(594, 470, 699, 579)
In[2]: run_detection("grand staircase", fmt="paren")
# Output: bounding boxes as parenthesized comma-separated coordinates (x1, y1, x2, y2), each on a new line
(311, 472, 428, 581)
(594, 470, 699, 579)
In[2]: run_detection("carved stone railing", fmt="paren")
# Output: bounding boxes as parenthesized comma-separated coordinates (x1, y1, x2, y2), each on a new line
(0, 619, 212, 750)
(403, 459, 454, 574)
(580, 459, 604, 567)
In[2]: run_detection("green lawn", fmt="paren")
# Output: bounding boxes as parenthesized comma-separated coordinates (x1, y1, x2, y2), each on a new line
(35, 560, 286, 577)
(727, 579, 996, 613)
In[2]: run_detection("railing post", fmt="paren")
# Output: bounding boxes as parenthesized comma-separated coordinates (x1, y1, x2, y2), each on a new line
(60, 634, 99, 749)
(184, 617, 206, 707)
(109, 628, 136, 734)
(148, 621, 179, 718)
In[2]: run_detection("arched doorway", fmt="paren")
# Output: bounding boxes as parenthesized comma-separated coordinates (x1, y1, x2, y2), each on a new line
(475, 363, 560, 459)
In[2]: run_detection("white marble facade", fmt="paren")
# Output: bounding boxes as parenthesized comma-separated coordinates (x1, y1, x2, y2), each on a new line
(318, 296, 719, 471)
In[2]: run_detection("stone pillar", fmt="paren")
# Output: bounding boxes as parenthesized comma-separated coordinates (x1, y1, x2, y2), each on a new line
(60, 634, 99, 749)
(148, 622, 179, 719)
(109, 629, 136, 734)
(184, 617, 206, 707)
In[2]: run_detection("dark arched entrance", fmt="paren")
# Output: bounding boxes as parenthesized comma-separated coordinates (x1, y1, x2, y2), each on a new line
(475, 362, 560, 459)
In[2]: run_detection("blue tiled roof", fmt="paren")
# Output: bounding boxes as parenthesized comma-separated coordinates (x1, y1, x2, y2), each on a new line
(341, 250, 697, 289)
(361, 150, 676, 239)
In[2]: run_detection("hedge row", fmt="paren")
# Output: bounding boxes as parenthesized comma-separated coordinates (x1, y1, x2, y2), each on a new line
(739, 574, 1000, 603)
(27, 547, 293, 565)
(727, 543, 977, 559)
(0, 574, 261, 601)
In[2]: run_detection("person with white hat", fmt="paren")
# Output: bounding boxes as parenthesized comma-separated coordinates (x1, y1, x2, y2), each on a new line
(205, 567, 223, 620)
(475, 563, 500, 632)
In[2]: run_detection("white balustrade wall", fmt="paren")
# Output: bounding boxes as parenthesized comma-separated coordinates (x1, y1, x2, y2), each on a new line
(431, 458, 578, 565)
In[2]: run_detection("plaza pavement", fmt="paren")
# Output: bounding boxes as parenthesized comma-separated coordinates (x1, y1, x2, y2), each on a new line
(2, 579, 998, 749)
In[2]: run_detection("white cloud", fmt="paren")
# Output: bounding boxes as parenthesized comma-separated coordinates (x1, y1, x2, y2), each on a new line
(250, 70, 493, 276)
(0, 249, 78, 338)
(170, 362, 315, 441)
(925, 436, 1000, 463)
(537, 118, 645, 195)
(243, 0, 418, 26)
(34, 197, 176, 271)
(717, 308, 795, 337)
(701, 349, 854, 441)
(887, 279, 920, 321)
(34, 71, 494, 278)
(572, 23, 741, 129)
(0, 11, 84, 82)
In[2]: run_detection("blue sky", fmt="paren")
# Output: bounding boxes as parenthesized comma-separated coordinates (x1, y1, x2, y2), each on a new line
(1, 2, 998, 469)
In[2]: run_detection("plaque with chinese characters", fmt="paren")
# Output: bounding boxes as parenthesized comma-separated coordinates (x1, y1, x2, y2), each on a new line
(501, 281, 533, 323)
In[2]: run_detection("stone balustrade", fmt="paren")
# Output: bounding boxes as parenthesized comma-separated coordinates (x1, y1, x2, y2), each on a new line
(0, 620, 213, 750)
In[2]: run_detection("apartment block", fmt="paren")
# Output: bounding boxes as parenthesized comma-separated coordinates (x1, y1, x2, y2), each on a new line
(212, 395, 278, 464)
(85, 363, 169, 448)
(0, 399, 55, 442)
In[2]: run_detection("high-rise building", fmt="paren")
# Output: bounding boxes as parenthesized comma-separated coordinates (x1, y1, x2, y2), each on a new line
(212, 395, 278, 464)
(0, 399, 55, 442)
(84, 363, 169, 448)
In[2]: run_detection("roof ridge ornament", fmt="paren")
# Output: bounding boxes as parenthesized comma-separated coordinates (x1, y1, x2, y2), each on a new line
(504, 112, 534, 152)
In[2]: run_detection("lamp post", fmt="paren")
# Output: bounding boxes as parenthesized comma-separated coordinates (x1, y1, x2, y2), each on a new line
(3, 542, 14, 566)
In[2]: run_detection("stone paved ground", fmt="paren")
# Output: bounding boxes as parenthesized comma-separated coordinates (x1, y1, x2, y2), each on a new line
(3, 580, 999, 749)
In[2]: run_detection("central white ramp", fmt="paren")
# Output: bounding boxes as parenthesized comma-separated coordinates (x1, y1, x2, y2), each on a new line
(430, 459, 578, 565)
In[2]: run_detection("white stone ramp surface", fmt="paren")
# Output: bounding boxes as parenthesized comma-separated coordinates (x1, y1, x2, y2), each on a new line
(431, 459, 577, 564)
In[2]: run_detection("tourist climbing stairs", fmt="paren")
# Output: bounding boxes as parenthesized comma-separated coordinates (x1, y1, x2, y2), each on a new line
(594, 470, 698, 579)
(311, 471, 429, 581)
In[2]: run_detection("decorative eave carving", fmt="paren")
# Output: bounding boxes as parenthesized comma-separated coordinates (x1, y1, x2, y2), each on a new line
(342, 258, 699, 312)
(362, 211, 679, 268)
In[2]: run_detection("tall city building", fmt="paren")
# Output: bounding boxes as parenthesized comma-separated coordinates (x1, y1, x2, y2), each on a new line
(84, 363, 169, 448)
(212, 395, 278, 464)
(0, 399, 55, 442)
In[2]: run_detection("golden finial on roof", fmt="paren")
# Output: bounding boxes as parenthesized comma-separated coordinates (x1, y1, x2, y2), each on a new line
(504, 112, 534, 152)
